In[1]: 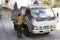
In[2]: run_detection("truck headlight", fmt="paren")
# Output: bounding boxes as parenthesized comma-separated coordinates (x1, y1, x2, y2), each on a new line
(34, 26, 38, 30)
(32, 25, 38, 30)
(51, 25, 56, 28)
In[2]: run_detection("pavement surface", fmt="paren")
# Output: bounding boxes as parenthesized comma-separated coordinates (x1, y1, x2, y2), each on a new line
(0, 20, 60, 40)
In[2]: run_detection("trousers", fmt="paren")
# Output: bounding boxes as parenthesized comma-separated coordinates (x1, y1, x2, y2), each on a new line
(17, 25, 22, 37)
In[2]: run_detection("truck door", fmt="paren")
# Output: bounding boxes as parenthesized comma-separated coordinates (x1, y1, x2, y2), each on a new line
(24, 8, 32, 31)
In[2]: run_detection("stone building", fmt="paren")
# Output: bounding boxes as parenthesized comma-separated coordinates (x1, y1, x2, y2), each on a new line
(0, 0, 15, 20)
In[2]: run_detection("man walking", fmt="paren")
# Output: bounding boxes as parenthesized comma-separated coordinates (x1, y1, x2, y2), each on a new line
(17, 14, 23, 38)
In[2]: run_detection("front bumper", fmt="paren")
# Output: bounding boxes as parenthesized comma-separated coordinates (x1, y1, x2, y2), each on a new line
(31, 28, 56, 34)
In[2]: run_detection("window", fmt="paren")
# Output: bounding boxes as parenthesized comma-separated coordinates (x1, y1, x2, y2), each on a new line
(31, 8, 54, 18)
(0, 10, 2, 19)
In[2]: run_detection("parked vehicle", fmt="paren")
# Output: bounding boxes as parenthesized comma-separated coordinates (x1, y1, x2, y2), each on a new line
(12, 6, 58, 36)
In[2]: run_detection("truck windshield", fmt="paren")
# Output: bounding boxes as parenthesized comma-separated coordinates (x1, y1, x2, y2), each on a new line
(31, 8, 55, 19)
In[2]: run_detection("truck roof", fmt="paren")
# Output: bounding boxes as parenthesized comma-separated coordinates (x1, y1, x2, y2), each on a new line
(29, 6, 51, 9)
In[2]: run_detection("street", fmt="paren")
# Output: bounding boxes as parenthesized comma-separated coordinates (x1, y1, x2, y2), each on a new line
(0, 0, 60, 40)
(0, 20, 60, 40)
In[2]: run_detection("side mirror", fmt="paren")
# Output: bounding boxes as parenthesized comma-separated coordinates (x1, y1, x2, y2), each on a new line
(57, 13, 59, 18)
(56, 13, 59, 23)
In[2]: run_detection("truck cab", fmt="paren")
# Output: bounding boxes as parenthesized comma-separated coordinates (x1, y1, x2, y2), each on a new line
(22, 6, 56, 35)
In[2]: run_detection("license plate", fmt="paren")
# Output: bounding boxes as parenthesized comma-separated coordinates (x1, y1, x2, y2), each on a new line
(44, 29, 49, 33)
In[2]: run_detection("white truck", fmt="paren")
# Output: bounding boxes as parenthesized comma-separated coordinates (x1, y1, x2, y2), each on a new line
(12, 6, 58, 36)
(21, 6, 58, 35)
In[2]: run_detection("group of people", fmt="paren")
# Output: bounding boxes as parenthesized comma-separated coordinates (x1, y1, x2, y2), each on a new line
(13, 2, 24, 38)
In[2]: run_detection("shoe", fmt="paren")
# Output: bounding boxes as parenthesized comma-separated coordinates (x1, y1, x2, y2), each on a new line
(19, 36, 23, 38)
(17, 36, 20, 38)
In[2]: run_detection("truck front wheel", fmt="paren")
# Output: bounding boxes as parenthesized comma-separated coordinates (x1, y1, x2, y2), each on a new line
(45, 32, 50, 34)
(23, 24, 32, 37)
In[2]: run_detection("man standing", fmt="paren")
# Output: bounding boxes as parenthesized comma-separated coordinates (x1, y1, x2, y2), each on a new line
(17, 14, 23, 38)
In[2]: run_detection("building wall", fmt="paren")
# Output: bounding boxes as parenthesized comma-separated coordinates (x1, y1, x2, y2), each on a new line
(2, 9, 11, 20)
(0, 0, 15, 20)
(0, 0, 15, 9)
(12, 10, 18, 20)
(0, 9, 11, 20)
(31, 0, 55, 7)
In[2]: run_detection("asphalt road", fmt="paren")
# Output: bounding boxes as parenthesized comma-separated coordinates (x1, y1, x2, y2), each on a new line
(0, 21, 60, 40)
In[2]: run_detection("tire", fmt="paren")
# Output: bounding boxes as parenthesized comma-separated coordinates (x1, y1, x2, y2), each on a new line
(24, 25, 29, 36)
(45, 32, 50, 34)
(23, 24, 32, 37)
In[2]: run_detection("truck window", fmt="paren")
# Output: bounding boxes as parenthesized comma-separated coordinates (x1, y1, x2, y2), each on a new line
(31, 8, 55, 18)
(25, 8, 32, 21)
